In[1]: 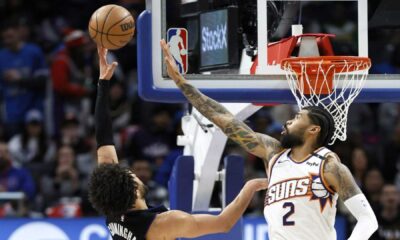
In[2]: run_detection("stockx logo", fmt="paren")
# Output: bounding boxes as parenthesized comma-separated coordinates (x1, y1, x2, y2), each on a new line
(201, 24, 227, 52)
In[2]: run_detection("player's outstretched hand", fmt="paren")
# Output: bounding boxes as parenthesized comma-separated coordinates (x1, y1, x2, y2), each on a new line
(98, 45, 118, 80)
(245, 178, 269, 192)
(160, 39, 185, 85)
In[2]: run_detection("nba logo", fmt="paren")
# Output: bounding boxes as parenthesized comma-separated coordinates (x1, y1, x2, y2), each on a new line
(167, 28, 188, 74)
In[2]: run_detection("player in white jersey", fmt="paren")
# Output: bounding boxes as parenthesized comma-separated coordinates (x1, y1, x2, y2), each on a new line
(161, 39, 378, 240)
(265, 146, 338, 239)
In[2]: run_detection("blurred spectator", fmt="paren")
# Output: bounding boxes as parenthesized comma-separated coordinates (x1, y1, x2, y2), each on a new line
(8, 109, 56, 167)
(46, 197, 82, 218)
(153, 111, 184, 187)
(270, 105, 297, 126)
(349, 148, 369, 187)
(51, 29, 92, 132)
(59, 114, 91, 156)
(372, 184, 400, 240)
(0, 121, 5, 142)
(125, 107, 175, 165)
(0, 19, 48, 137)
(251, 109, 282, 139)
(41, 145, 81, 206)
(347, 104, 375, 137)
(364, 168, 385, 212)
(0, 142, 36, 200)
(110, 81, 131, 131)
(382, 122, 400, 184)
(378, 103, 400, 139)
(131, 159, 168, 207)
(154, 148, 183, 188)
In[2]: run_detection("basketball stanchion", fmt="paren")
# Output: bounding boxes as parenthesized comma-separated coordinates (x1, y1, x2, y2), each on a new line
(169, 155, 244, 240)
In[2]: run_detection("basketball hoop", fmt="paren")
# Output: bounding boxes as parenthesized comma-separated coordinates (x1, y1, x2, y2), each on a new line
(281, 56, 371, 144)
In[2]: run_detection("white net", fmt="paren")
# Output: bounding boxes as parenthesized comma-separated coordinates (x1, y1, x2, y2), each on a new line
(281, 57, 371, 145)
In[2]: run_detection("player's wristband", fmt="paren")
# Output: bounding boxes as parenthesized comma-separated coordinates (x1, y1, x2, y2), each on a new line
(95, 79, 114, 148)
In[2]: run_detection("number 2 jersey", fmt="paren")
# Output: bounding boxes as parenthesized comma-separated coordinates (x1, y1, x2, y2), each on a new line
(264, 147, 338, 240)
(106, 205, 168, 240)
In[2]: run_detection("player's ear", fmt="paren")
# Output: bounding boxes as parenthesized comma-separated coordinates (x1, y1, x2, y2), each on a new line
(309, 125, 321, 135)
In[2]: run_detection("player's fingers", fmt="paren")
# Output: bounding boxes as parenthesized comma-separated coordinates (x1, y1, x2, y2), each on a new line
(160, 39, 166, 50)
(161, 44, 168, 57)
(161, 42, 171, 59)
(110, 62, 118, 71)
(160, 40, 173, 59)
(103, 49, 109, 63)
(97, 45, 103, 58)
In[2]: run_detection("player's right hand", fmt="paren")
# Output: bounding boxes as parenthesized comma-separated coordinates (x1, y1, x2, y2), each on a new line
(97, 46, 118, 80)
(160, 39, 185, 85)
(245, 178, 269, 192)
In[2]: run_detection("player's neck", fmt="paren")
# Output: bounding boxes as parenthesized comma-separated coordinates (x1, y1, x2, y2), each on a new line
(133, 199, 148, 210)
(290, 144, 315, 162)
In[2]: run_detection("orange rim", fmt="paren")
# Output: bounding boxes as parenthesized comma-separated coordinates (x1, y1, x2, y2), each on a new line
(281, 56, 371, 72)
(281, 56, 371, 95)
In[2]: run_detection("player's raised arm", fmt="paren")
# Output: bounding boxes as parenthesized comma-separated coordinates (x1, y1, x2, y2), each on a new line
(147, 178, 267, 239)
(95, 46, 119, 164)
(323, 155, 378, 240)
(160, 39, 281, 165)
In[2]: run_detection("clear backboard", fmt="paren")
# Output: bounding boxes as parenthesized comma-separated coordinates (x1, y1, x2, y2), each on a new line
(137, 0, 400, 103)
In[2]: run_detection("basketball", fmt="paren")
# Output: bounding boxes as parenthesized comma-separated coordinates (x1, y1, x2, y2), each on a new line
(88, 4, 135, 50)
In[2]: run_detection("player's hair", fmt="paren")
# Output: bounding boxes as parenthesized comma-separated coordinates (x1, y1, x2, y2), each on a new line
(88, 163, 138, 217)
(303, 106, 335, 147)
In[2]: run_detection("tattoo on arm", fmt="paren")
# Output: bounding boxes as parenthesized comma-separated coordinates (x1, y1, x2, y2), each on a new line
(223, 119, 261, 151)
(178, 81, 281, 163)
(179, 82, 231, 120)
(324, 158, 361, 200)
(256, 133, 281, 166)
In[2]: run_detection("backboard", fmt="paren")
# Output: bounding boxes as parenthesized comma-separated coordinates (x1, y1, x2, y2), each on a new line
(137, 0, 400, 103)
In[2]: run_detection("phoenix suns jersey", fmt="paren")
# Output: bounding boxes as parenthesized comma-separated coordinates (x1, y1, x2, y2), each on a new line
(264, 147, 338, 240)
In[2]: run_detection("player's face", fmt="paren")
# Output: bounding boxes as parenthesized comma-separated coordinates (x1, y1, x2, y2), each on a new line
(280, 110, 312, 148)
(131, 173, 148, 200)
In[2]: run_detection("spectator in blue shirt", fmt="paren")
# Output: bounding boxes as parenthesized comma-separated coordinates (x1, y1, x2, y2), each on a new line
(0, 19, 48, 138)
(0, 141, 36, 200)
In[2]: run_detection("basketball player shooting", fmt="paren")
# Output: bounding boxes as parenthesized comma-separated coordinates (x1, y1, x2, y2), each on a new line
(88, 46, 268, 240)
(161, 39, 378, 240)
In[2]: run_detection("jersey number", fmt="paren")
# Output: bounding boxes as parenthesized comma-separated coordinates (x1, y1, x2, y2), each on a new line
(282, 202, 295, 226)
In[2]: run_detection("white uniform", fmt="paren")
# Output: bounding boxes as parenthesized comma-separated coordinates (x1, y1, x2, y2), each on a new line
(264, 147, 338, 240)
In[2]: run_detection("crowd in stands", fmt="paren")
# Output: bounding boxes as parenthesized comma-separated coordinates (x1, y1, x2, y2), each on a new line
(0, 0, 398, 239)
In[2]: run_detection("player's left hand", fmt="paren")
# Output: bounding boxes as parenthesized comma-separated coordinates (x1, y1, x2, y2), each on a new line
(97, 46, 118, 80)
(160, 39, 185, 85)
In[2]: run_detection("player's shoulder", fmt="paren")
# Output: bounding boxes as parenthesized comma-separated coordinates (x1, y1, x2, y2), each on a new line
(323, 151, 341, 166)
(321, 151, 348, 188)
(146, 210, 186, 240)
(151, 210, 188, 223)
